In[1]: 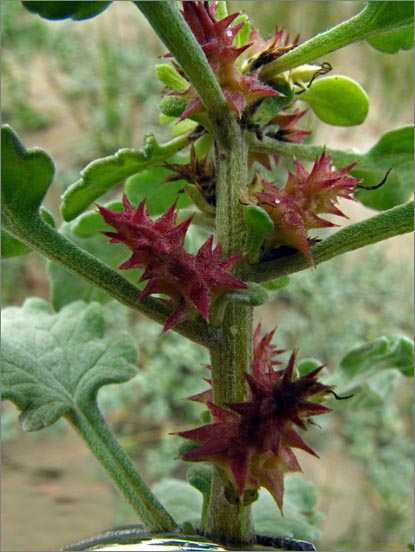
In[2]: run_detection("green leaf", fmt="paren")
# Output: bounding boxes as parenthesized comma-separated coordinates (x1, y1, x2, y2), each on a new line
(155, 64, 189, 91)
(353, 126, 414, 210)
(21, 1, 111, 21)
(251, 82, 295, 126)
(125, 166, 192, 216)
(233, 14, 251, 49)
(159, 96, 188, 118)
(261, 276, 291, 291)
(331, 336, 414, 409)
(252, 475, 323, 541)
(61, 133, 190, 222)
(1, 299, 138, 431)
(300, 76, 369, 126)
(367, 25, 414, 53)
(243, 205, 274, 263)
(363, 2, 414, 36)
(223, 282, 268, 307)
(152, 478, 203, 525)
(1, 124, 55, 218)
(1, 230, 32, 258)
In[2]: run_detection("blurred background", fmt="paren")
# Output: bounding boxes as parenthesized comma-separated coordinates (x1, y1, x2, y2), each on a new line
(1, 2, 413, 551)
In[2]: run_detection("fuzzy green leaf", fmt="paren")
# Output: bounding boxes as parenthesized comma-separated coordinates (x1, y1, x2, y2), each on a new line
(159, 96, 188, 118)
(251, 82, 295, 126)
(125, 166, 192, 216)
(367, 25, 414, 53)
(21, 1, 111, 21)
(155, 64, 189, 91)
(363, 2, 414, 36)
(300, 76, 369, 126)
(152, 478, 203, 525)
(61, 133, 190, 222)
(1, 230, 32, 258)
(1, 299, 138, 431)
(243, 205, 274, 263)
(1, 124, 55, 219)
(252, 475, 323, 541)
(353, 126, 414, 210)
(330, 336, 414, 409)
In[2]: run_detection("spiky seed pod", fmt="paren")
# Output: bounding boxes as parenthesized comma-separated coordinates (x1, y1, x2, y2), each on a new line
(247, 152, 363, 261)
(174, 1, 281, 119)
(178, 325, 335, 511)
(98, 195, 246, 331)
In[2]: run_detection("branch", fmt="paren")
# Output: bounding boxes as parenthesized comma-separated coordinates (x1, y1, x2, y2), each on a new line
(243, 202, 414, 282)
(260, 2, 413, 79)
(134, 1, 235, 148)
(2, 214, 220, 349)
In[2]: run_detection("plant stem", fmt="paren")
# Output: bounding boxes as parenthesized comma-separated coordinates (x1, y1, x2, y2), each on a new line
(66, 404, 177, 533)
(134, 1, 231, 147)
(2, 214, 219, 349)
(205, 120, 255, 545)
(259, 2, 413, 79)
(243, 202, 414, 282)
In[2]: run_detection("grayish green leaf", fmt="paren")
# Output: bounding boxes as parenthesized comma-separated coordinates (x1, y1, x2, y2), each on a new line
(2, 299, 138, 431)
(252, 475, 323, 541)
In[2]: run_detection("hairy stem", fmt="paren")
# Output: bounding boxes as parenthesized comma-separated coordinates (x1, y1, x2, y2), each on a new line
(205, 121, 255, 545)
(260, 2, 412, 79)
(2, 214, 219, 348)
(134, 1, 232, 147)
(67, 405, 177, 532)
(243, 202, 414, 283)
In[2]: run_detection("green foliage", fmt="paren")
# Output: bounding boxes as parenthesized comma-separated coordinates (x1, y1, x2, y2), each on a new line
(251, 83, 295, 126)
(125, 166, 192, 216)
(1, 125, 54, 221)
(363, 1, 414, 37)
(61, 133, 189, 221)
(274, 245, 413, 362)
(21, 1, 112, 21)
(152, 474, 323, 541)
(300, 76, 369, 126)
(330, 336, 413, 409)
(1, 299, 138, 431)
(155, 64, 189, 91)
(353, 126, 414, 210)
(252, 476, 323, 542)
(152, 478, 203, 526)
(243, 205, 274, 263)
(367, 25, 414, 54)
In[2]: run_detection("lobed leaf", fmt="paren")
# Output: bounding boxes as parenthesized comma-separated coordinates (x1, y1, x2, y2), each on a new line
(367, 25, 414, 53)
(61, 133, 190, 222)
(125, 166, 192, 216)
(21, 1, 111, 21)
(252, 476, 323, 541)
(329, 336, 414, 409)
(1, 299, 138, 431)
(353, 126, 414, 210)
(155, 64, 189, 91)
(151, 478, 203, 526)
(300, 76, 369, 127)
(1, 124, 55, 219)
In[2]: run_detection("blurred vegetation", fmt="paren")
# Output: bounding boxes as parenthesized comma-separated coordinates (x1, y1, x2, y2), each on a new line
(2, 2, 413, 551)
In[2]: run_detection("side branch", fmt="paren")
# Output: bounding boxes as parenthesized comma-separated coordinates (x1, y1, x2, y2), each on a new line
(243, 202, 414, 282)
(2, 214, 219, 348)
